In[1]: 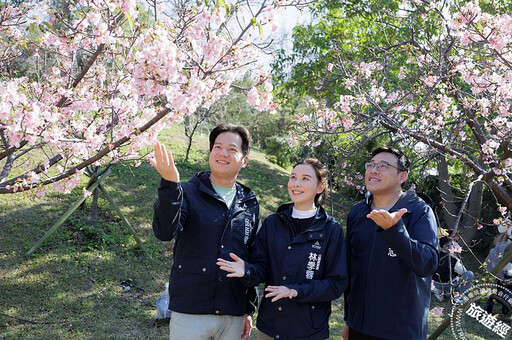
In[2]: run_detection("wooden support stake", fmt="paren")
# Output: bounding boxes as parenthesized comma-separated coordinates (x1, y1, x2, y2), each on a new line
(25, 170, 111, 256)
(98, 183, 149, 257)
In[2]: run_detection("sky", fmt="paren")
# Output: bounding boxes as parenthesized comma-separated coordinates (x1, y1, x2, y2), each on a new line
(258, 5, 312, 70)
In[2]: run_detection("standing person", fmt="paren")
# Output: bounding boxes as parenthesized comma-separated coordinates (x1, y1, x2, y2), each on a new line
(217, 158, 347, 340)
(343, 147, 439, 340)
(151, 124, 260, 340)
(493, 214, 511, 246)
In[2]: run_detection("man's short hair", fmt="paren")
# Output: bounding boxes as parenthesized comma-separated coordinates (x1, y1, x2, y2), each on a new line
(371, 146, 410, 172)
(209, 124, 251, 157)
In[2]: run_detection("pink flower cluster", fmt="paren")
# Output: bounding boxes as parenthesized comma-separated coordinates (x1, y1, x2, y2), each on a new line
(292, 1, 512, 198)
(0, 0, 286, 194)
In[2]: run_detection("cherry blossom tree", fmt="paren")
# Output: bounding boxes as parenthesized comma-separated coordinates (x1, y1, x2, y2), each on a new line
(0, 0, 288, 195)
(286, 0, 512, 242)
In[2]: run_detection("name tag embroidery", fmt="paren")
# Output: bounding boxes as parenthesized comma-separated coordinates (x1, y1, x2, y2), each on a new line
(306, 252, 322, 279)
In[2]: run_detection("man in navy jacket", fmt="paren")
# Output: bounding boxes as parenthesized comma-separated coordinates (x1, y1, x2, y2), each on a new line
(151, 124, 260, 340)
(343, 147, 438, 340)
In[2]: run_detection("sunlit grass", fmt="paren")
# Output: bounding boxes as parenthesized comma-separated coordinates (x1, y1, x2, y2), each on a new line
(0, 123, 483, 339)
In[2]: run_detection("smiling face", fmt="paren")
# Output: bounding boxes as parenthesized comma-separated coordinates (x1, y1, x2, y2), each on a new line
(209, 132, 248, 186)
(365, 152, 408, 197)
(288, 164, 325, 211)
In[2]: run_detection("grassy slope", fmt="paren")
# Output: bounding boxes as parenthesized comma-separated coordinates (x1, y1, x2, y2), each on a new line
(0, 124, 292, 339)
(0, 124, 474, 339)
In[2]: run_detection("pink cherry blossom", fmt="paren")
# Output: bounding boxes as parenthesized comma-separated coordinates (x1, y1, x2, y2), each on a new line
(291, 0, 512, 217)
(0, 0, 290, 195)
(432, 307, 444, 316)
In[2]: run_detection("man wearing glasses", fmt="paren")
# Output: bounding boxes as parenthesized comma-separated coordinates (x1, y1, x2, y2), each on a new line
(342, 147, 439, 340)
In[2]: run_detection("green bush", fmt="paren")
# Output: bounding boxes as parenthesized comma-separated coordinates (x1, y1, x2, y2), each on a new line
(262, 135, 296, 167)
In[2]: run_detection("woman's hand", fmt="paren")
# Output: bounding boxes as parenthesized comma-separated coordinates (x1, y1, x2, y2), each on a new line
(264, 285, 298, 302)
(216, 253, 245, 277)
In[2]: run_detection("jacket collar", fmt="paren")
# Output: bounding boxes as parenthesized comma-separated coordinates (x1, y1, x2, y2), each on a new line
(277, 203, 328, 232)
(192, 171, 256, 203)
(365, 189, 418, 212)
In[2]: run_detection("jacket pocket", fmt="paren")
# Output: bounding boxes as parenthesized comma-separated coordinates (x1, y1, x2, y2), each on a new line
(169, 257, 215, 302)
(172, 257, 214, 276)
(310, 303, 330, 330)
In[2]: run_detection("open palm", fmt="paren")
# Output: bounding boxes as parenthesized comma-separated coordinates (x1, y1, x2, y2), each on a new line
(149, 142, 180, 182)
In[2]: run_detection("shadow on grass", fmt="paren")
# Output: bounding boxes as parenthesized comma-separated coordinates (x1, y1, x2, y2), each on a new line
(0, 143, 348, 339)
(0, 252, 170, 339)
(0, 166, 175, 339)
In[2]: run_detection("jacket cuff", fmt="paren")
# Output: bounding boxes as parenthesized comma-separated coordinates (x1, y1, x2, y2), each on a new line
(378, 220, 409, 250)
(242, 264, 251, 280)
(159, 178, 180, 188)
(286, 284, 303, 299)
(376, 219, 405, 234)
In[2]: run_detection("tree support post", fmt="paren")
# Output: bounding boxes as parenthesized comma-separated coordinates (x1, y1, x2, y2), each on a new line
(25, 169, 149, 257)
(97, 183, 148, 257)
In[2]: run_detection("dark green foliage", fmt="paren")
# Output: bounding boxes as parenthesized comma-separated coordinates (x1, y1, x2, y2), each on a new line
(261, 135, 296, 168)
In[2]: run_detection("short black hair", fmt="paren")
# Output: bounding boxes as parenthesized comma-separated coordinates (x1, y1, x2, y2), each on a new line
(371, 146, 410, 172)
(209, 124, 250, 157)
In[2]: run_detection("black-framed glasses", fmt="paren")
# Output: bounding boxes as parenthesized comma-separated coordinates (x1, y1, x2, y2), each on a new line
(365, 162, 405, 172)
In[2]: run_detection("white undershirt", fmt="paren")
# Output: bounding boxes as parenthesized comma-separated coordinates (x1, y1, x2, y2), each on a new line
(371, 204, 394, 211)
(291, 206, 317, 219)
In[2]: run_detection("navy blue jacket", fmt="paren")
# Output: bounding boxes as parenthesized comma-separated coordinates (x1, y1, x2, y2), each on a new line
(344, 190, 439, 340)
(243, 204, 347, 340)
(153, 171, 260, 316)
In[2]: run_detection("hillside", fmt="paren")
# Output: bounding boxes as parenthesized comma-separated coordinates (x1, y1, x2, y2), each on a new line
(0, 125, 294, 339)
(0, 124, 456, 339)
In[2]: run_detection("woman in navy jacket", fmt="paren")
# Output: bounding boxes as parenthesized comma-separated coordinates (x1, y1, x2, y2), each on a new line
(217, 158, 348, 340)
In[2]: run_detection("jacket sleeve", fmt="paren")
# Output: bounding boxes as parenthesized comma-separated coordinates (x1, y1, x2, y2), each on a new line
(152, 178, 188, 241)
(242, 218, 271, 287)
(344, 211, 353, 321)
(287, 224, 348, 304)
(378, 206, 439, 277)
(244, 206, 262, 315)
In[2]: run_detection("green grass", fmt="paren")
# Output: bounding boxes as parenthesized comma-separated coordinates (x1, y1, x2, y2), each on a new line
(0, 123, 488, 339)
(0, 124, 293, 340)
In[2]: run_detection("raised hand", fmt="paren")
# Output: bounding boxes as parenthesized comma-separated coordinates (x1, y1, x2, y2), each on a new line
(264, 285, 297, 302)
(149, 142, 180, 182)
(216, 253, 245, 277)
(367, 208, 407, 230)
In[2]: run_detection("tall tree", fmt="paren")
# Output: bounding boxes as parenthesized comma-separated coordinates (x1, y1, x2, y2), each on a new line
(0, 0, 291, 195)
(274, 0, 512, 243)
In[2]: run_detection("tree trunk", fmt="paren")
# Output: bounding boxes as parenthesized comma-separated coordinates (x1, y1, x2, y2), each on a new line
(459, 181, 483, 245)
(436, 154, 458, 230)
(89, 187, 99, 225)
(0, 154, 14, 183)
(185, 136, 193, 162)
(184, 114, 203, 163)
